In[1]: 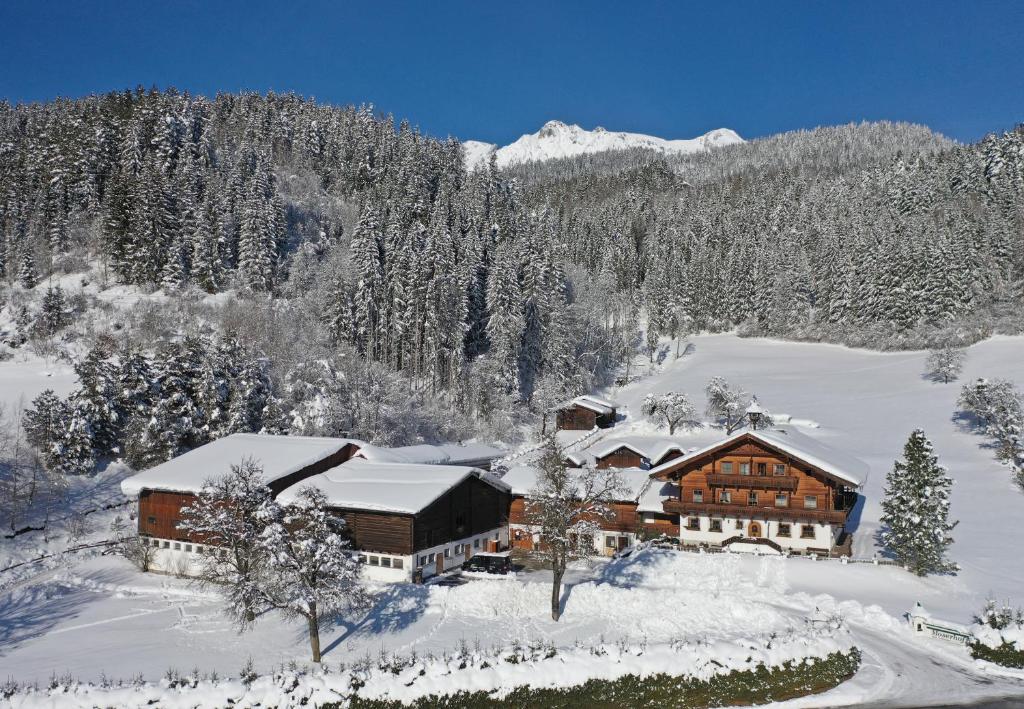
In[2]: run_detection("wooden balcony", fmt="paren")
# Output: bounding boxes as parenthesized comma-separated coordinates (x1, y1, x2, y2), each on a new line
(662, 499, 850, 525)
(706, 474, 798, 491)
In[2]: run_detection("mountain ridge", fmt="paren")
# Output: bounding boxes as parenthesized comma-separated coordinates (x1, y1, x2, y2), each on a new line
(463, 120, 744, 169)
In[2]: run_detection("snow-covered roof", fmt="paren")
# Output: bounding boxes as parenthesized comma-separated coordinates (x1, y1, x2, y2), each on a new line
(637, 479, 680, 513)
(277, 458, 509, 515)
(648, 426, 869, 488)
(354, 442, 504, 466)
(556, 394, 618, 415)
(499, 464, 651, 504)
(592, 436, 686, 466)
(120, 434, 362, 497)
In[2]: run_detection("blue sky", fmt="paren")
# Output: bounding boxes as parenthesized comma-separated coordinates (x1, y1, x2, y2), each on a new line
(1, 1, 1021, 144)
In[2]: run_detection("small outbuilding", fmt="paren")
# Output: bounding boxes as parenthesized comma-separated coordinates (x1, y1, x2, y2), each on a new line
(554, 395, 618, 431)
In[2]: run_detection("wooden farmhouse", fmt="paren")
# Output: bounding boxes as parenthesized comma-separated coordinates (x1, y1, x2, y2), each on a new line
(648, 428, 867, 554)
(120, 433, 509, 581)
(554, 395, 618, 431)
(503, 465, 678, 555)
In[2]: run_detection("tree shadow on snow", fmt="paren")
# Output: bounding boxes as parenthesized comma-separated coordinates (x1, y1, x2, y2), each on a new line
(320, 583, 431, 658)
(0, 569, 124, 651)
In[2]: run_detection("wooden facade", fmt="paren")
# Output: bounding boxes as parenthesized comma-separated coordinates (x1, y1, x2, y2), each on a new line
(137, 442, 362, 542)
(333, 475, 510, 556)
(652, 434, 857, 532)
(595, 446, 645, 470)
(555, 402, 616, 431)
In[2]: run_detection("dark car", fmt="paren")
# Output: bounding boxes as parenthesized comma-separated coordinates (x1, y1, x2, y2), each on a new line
(461, 551, 513, 575)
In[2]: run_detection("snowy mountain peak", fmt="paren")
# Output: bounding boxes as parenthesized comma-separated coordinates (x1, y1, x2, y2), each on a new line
(463, 121, 744, 170)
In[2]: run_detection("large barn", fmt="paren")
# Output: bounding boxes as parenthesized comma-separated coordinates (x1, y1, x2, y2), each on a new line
(276, 458, 510, 582)
(120, 434, 509, 580)
(648, 427, 867, 554)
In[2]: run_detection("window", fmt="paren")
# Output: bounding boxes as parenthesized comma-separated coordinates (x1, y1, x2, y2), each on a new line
(474, 538, 480, 548)
(146, 516, 157, 525)
(735, 519, 743, 530)
(692, 489, 704, 503)
(163, 541, 170, 549)
(185, 544, 192, 553)
(804, 495, 818, 509)
(454, 544, 463, 555)
(418, 556, 426, 566)
(686, 517, 700, 531)
(778, 523, 791, 537)
(195, 545, 203, 554)
(739, 462, 750, 475)
(801, 525, 816, 539)
(774, 464, 787, 476)
(709, 519, 723, 533)
(381, 557, 392, 568)
(428, 553, 436, 563)
(393, 558, 404, 569)
(359, 555, 368, 564)
(775, 494, 788, 507)
(605, 536, 617, 549)
(369, 556, 380, 566)
(173, 542, 181, 550)
(748, 491, 758, 506)
(719, 490, 732, 504)
(444, 548, 451, 558)
(757, 462, 767, 476)
(721, 461, 733, 473)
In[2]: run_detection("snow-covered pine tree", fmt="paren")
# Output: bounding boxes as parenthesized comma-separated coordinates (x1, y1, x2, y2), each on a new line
(23, 389, 70, 466)
(958, 378, 1024, 475)
(17, 251, 38, 289)
(880, 429, 958, 576)
(71, 346, 122, 457)
(36, 285, 71, 337)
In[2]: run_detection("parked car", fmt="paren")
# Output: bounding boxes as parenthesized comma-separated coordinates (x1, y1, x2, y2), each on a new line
(461, 551, 512, 575)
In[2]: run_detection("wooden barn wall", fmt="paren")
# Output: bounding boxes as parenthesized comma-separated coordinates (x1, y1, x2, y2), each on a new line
(333, 509, 415, 555)
(413, 477, 509, 551)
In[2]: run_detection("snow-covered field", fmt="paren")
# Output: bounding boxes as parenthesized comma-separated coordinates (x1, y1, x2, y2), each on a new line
(3, 333, 1024, 706)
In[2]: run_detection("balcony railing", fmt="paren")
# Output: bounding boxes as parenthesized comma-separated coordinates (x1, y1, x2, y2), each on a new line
(706, 474, 798, 491)
(663, 499, 850, 525)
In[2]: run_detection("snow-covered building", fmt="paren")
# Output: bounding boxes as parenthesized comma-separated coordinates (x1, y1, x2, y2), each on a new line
(120, 434, 510, 580)
(352, 442, 504, 470)
(649, 427, 867, 554)
(591, 437, 686, 470)
(502, 465, 678, 555)
(120, 434, 363, 575)
(276, 459, 510, 582)
(554, 395, 618, 431)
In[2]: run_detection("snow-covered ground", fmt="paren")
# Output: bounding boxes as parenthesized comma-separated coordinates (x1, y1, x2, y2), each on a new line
(3, 333, 1024, 706)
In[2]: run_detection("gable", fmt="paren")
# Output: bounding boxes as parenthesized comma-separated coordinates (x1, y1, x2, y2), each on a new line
(650, 431, 864, 488)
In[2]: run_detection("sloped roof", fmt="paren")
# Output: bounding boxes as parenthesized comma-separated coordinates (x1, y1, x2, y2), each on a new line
(499, 464, 651, 504)
(648, 426, 869, 488)
(354, 441, 504, 466)
(120, 434, 362, 496)
(592, 436, 686, 466)
(637, 479, 680, 513)
(555, 394, 618, 415)
(278, 458, 510, 515)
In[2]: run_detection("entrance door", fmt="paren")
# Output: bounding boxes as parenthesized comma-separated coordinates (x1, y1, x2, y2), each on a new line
(436, 553, 445, 575)
(748, 522, 762, 538)
(617, 536, 629, 551)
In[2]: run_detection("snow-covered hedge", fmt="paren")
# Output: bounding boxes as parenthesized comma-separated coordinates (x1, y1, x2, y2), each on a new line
(970, 600, 1024, 668)
(4, 626, 855, 708)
